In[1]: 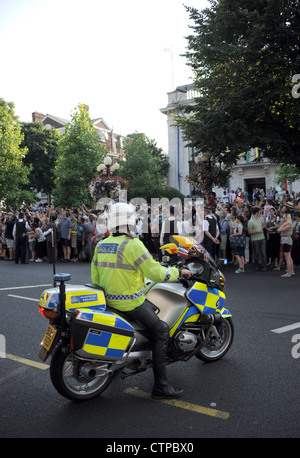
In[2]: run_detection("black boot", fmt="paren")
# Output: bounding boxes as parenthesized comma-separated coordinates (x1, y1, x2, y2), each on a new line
(152, 365, 184, 399)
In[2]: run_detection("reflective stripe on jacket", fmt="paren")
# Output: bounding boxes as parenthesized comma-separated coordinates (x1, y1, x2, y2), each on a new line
(91, 234, 179, 311)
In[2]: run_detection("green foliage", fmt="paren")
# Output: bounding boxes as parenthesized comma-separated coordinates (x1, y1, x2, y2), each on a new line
(152, 185, 186, 202)
(0, 98, 30, 207)
(274, 163, 300, 187)
(52, 104, 108, 207)
(147, 138, 170, 177)
(21, 122, 60, 196)
(177, 0, 300, 170)
(186, 165, 232, 194)
(119, 133, 170, 201)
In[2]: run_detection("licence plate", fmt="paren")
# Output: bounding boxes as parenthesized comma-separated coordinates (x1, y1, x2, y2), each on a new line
(41, 324, 58, 351)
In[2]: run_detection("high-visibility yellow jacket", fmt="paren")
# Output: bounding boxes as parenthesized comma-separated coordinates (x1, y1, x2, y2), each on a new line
(91, 234, 179, 311)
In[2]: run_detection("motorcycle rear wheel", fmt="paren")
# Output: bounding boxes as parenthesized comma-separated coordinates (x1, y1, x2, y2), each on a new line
(196, 317, 234, 362)
(50, 345, 114, 401)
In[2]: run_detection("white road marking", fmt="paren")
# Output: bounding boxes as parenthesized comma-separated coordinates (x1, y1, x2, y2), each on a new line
(0, 284, 52, 291)
(7, 294, 39, 302)
(271, 323, 300, 334)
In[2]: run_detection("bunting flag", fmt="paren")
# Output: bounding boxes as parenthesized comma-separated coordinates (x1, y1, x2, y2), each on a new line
(239, 150, 250, 163)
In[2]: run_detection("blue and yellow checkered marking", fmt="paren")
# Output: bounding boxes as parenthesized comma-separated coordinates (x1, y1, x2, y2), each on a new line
(170, 305, 200, 337)
(83, 330, 132, 358)
(77, 309, 134, 359)
(187, 282, 226, 314)
(77, 310, 133, 331)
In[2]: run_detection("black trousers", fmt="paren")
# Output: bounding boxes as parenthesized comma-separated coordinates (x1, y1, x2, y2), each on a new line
(15, 236, 27, 263)
(122, 299, 169, 368)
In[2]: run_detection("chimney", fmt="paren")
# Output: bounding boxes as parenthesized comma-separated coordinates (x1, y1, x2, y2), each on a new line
(32, 112, 45, 122)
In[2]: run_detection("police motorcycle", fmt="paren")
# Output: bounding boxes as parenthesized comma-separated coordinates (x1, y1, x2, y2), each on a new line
(38, 235, 233, 401)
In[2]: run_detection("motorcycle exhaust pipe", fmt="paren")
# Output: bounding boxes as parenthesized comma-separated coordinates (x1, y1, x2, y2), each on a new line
(81, 364, 112, 381)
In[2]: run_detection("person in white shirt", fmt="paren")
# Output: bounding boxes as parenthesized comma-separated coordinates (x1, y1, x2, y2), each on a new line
(220, 191, 229, 204)
(160, 206, 176, 247)
(229, 190, 236, 203)
(178, 209, 191, 237)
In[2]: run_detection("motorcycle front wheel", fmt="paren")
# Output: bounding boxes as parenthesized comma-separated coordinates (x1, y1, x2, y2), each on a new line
(50, 345, 114, 401)
(196, 317, 234, 362)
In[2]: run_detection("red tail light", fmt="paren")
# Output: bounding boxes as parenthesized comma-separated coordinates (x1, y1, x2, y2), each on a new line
(38, 306, 59, 321)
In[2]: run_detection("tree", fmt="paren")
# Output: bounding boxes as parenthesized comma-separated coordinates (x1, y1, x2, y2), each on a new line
(21, 122, 60, 202)
(0, 98, 31, 207)
(274, 163, 300, 188)
(177, 0, 300, 170)
(186, 164, 231, 194)
(119, 133, 169, 201)
(147, 138, 170, 178)
(52, 104, 108, 207)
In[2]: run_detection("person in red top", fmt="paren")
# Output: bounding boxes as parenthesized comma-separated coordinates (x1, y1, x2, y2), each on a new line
(207, 191, 216, 207)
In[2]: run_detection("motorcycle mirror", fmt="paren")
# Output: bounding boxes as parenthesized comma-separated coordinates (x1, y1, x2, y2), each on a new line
(160, 243, 178, 254)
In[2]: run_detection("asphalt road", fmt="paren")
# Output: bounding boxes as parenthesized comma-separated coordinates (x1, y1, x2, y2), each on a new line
(0, 259, 299, 439)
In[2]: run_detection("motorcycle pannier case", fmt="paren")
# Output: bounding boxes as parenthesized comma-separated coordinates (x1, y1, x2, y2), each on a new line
(70, 309, 134, 361)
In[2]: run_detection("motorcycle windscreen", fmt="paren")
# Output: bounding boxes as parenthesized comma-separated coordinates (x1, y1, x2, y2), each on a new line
(70, 310, 134, 361)
(186, 282, 230, 316)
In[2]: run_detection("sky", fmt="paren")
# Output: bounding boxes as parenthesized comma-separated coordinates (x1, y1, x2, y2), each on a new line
(0, 0, 209, 152)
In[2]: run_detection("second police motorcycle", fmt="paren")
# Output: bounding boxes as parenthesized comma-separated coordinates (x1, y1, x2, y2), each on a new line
(38, 217, 234, 401)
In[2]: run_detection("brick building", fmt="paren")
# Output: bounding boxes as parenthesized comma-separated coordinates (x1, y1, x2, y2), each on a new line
(32, 105, 124, 161)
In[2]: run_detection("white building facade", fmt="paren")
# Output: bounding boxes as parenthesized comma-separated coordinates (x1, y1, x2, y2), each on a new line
(161, 84, 300, 198)
(160, 84, 197, 196)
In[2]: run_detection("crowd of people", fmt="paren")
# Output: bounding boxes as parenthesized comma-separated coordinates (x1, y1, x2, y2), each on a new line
(206, 188, 300, 277)
(0, 188, 300, 279)
(0, 204, 101, 265)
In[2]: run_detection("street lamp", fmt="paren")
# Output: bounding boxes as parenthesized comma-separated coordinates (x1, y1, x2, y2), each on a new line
(97, 163, 106, 173)
(110, 162, 120, 173)
(97, 155, 120, 176)
(103, 156, 112, 167)
(89, 156, 124, 205)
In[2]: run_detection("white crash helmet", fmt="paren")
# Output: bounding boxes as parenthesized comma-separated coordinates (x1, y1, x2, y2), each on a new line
(107, 202, 136, 233)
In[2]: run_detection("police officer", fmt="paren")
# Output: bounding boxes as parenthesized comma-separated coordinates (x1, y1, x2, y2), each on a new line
(13, 212, 30, 264)
(202, 206, 220, 257)
(91, 202, 192, 399)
